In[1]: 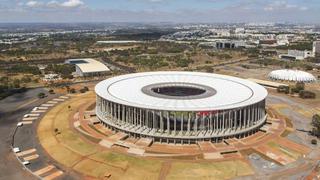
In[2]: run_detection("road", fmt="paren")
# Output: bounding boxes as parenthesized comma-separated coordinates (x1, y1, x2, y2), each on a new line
(0, 88, 57, 180)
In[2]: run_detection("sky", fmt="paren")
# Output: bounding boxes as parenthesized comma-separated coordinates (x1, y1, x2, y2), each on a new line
(0, 0, 319, 23)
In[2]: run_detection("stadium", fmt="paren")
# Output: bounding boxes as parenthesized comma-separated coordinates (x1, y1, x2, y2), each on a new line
(95, 71, 268, 144)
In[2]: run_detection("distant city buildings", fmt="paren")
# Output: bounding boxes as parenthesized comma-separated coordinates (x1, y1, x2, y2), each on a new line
(215, 40, 246, 49)
(313, 41, 320, 57)
(280, 50, 313, 60)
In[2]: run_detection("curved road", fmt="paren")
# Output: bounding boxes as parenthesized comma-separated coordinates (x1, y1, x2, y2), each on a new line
(0, 88, 57, 180)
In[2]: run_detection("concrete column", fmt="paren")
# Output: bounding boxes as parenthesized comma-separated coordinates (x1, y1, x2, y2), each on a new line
(239, 109, 242, 129)
(215, 112, 219, 132)
(244, 108, 247, 128)
(174, 113, 176, 134)
(248, 106, 252, 127)
(181, 113, 184, 134)
(195, 114, 198, 133)
(122, 105, 125, 124)
(160, 111, 164, 133)
(254, 104, 257, 124)
(234, 110, 237, 130)
(222, 111, 225, 132)
(153, 111, 156, 131)
(187, 113, 191, 133)
(167, 112, 170, 134)
(110, 102, 113, 118)
(229, 111, 232, 132)
(139, 109, 142, 127)
(134, 108, 137, 126)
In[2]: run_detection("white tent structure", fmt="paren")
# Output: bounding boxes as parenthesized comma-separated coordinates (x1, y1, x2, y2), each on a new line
(268, 69, 316, 83)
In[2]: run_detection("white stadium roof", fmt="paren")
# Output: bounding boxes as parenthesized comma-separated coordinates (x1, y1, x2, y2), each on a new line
(95, 71, 268, 111)
(268, 69, 316, 83)
(66, 58, 110, 73)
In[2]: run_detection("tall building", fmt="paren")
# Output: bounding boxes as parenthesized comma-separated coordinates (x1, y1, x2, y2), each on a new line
(313, 41, 320, 57)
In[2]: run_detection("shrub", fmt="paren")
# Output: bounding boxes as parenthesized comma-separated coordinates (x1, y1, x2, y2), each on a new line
(48, 89, 55, 94)
(277, 85, 289, 94)
(299, 90, 316, 99)
(37, 92, 46, 99)
(311, 114, 320, 137)
(311, 139, 317, 145)
(79, 89, 86, 93)
(69, 88, 76, 94)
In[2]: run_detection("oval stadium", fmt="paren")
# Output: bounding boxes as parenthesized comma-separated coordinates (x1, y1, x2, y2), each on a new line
(95, 71, 268, 144)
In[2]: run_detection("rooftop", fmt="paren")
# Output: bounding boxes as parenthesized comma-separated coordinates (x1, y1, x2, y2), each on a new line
(65, 58, 110, 73)
(95, 71, 268, 111)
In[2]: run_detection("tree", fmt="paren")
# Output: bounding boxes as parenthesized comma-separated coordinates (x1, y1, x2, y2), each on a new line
(49, 89, 55, 94)
(79, 88, 86, 93)
(83, 86, 89, 91)
(204, 66, 214, 73)
(299, 90, 316, 99)
(37, 92, 46, 99)
(311, 139, 317, 145)
(69, 88, 76, 94)
(277, 85, 289, 94)
(12, 79, 20, 88)
(311, 114, 320, 137)
(54, 128, 60, 135)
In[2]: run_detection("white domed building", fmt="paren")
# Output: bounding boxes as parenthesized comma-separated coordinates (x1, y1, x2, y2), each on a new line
(268, 69, 316, 83)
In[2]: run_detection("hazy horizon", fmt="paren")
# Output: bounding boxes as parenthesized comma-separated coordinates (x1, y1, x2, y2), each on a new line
(0, 0, 320, 23)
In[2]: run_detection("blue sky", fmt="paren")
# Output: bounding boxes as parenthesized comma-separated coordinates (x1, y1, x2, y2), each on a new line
(0, 0, 319, 23)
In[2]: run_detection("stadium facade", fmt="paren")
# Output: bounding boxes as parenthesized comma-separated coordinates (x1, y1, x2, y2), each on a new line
(95, 71, 268, 144)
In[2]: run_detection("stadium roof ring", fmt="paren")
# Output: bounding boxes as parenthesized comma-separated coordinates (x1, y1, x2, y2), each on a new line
(95, 71, 268, 143)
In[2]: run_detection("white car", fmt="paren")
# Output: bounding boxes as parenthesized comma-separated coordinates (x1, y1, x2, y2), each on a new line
(13, 147, 20, 153)
(32, 107, 38, 111)
(23, 114, 29, 118)
(22, 161, 30, 165)
(17, 122, 23, 127)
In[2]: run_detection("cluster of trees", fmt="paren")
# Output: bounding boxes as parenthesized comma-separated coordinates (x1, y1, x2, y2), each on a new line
(311, 114, 320, 138)
(119, 53, 194, 69)
(174, 58, 193, 67)
(277, 42, 313, 51)
(63, 86, 89, 94)
(9, 64, 41, 75)
(3, 49, 46, 56)
(0, 76, 33, 99)
(132, 56, 169, 69)
(299, 90, 316, 99)
(79, 86, 89, 93)
(109, 42, 191, 58)
(277, 85, 290, 94)
(277, 83, 316, 99)
(290, 82, 305, 94)
(245, 48, 260, 58)
(207, 52, 233, 59)
(45, 64, 75, 79)
(65, 86, 76, 94)
(250, 58, 315, 71)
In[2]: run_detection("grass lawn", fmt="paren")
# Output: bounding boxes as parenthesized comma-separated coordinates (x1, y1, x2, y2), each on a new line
(89, 151, 162, 179)
(167, 160, 254, 180)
